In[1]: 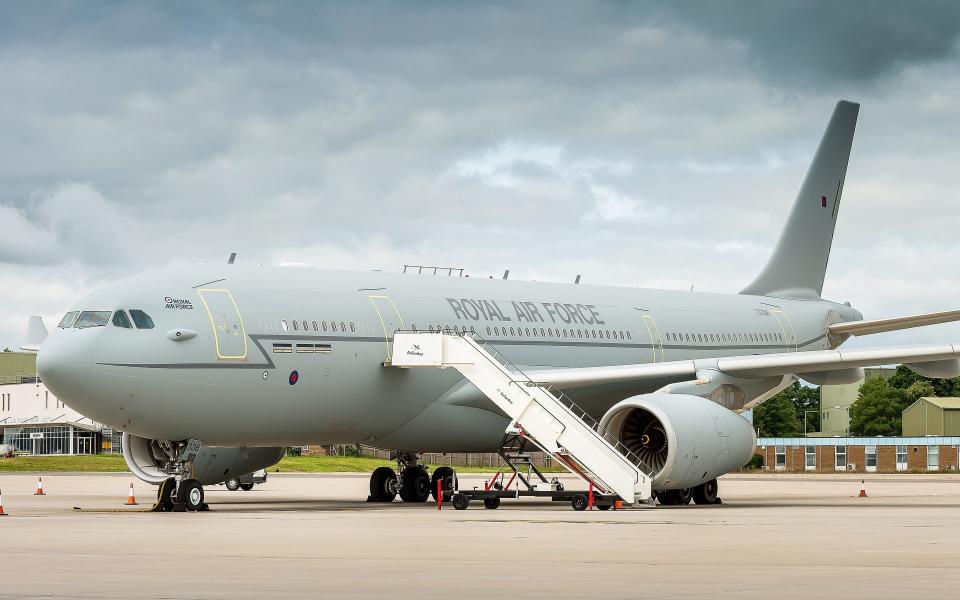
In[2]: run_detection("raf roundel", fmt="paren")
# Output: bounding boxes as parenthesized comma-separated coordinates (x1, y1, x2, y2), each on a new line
(288, 370, 299, 386)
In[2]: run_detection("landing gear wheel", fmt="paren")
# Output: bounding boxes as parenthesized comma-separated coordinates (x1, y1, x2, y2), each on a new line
(655, 490, 679, 505)
(399, 466, 431, 503)
(571, 493, 589, 511)
(368, 466, 398, 502)
(483, 497, 501, 510)
(677, 488, 692, 505)
(452, 493, 470, 510)
(177, 479, 205, 511)
(153, 477, 177, 512)
(431, 466, 457, 501)
(239, 483, 254, 491)
(692, 479, 719, 505)
(225, 478, 240, 491)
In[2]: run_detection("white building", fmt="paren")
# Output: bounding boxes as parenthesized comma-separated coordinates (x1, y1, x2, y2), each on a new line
(0, 380, 119, 455)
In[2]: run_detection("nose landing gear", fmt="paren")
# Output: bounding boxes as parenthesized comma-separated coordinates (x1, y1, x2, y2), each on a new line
(149, 439, 210, 512)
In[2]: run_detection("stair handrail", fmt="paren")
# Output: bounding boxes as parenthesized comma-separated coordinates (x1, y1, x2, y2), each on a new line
(393, 328, 656, 479)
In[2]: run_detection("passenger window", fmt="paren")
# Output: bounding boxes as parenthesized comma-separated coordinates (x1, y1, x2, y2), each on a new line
(58, 311, 80, 329)
(562, 329, 567, 337)
(281, 319, 288, 332)
(112, 310, 132, 329)
(128, 310, 155, 330)
(322, 321, 328, 332)
(312, 321, 318, 331)
(510, 327, 515, 336)
(340, 321, 346, 332)
(350, 322, 356, 333)
(331, 322, 338, 332)
(525, 327, 530, 336)
(486, 326, 492, 335)
(292, 320, 299, 331)
(75, 311, 112, 328)
(626, 331, 631, 340)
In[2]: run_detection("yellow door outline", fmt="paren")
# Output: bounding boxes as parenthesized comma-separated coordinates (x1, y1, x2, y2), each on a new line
(640, 313, 665, 362)
(368, 295, 404, 362)
(197, 288, 248, 360)
(771, 309, 798, 352)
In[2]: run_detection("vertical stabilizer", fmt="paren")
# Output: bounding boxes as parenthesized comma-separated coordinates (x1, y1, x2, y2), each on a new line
(741, 101, 859, 299)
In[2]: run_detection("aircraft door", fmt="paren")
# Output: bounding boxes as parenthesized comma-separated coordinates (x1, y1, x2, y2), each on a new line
(636, 311, 665, 362)
(771, 310, 798, 352)
(197, 288, 248, 360)
(368, 295, 405, 362)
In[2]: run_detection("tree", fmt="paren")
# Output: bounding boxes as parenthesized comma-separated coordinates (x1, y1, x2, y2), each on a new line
(753, 392, 803, 436)
(887, 365, 959, 397)
(849, 377, 909, 436)
(904, 380, 935, 403)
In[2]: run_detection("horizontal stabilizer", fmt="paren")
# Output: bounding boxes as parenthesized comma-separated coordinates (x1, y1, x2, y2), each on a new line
(829, 309, 960, 338)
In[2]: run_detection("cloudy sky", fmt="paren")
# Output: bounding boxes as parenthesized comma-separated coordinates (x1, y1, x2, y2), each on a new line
(2, 1, 960, 350)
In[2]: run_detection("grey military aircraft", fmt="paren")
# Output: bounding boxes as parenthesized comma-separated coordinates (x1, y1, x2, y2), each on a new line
(37, 100, 960, 510)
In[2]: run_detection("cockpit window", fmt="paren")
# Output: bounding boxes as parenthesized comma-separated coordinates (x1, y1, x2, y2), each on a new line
(112, 310, 133, 328)
(58, 311, 80, 329)
(129, 310, 155, 329)
(74, 311, 112, 328)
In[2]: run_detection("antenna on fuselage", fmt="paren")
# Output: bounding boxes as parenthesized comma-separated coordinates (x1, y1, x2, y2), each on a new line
(502, 269, 510, 280)
(228, 252, 237, 265)
(575, 274, 581, 284)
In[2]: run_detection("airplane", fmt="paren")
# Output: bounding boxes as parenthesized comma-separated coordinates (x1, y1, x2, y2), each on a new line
(35, 100, 960, 511)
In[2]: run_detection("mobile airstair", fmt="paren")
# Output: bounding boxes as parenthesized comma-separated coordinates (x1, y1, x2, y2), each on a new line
(390, 331, 654, 509)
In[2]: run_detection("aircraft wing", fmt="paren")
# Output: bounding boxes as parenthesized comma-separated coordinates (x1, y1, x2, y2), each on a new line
(525, 343, 960, 390)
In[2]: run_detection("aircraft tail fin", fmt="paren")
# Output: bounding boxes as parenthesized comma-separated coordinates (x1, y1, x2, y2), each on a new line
(21, 315, 48, 353)
(740, 100, 859, 299)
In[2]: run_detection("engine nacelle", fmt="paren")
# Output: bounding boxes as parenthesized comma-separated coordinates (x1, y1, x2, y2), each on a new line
(599, 393, 756, 491)
(122, 433, 284, 485)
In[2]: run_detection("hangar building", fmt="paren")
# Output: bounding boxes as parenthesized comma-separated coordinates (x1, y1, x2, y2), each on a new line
(902, 397, 960, 436)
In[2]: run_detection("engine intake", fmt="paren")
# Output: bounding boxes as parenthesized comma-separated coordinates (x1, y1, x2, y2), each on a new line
(122, 433, 284, 485)
(600, 393, 756, 490)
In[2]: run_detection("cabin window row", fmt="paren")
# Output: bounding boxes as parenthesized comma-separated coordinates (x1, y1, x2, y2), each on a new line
(664, 331, 783, 344)
(486, 325, 632, 341)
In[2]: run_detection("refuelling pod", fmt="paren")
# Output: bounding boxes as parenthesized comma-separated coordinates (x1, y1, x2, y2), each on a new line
(123, 433, 284, 485)
(599, 393, 756, 491)
(906, 359, 960, 379)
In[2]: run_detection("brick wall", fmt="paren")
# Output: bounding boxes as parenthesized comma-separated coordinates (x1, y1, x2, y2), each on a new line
(878, 446, 896, 472)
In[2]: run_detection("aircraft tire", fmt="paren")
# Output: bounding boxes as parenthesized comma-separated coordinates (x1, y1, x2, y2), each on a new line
(368, 466, 398, 502)
(655, 490, 679, 505)
(225, 478, 240, 491)
(692, 479, 719, 505)
(178, 479, 205, 511)
(677, 488, 693, 505)
(430, 466, 456, 501)
(399, 466, 431, 502)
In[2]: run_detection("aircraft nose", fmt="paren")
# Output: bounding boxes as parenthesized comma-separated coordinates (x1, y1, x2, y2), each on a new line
(36, 331, 93, 401)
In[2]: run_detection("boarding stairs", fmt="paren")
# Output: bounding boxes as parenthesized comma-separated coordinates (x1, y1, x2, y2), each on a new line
(390, 331, 654, 504)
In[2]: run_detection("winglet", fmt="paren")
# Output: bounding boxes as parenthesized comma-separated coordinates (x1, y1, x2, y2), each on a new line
(21, 315, 48, 353)
(741, 100, 859, 299)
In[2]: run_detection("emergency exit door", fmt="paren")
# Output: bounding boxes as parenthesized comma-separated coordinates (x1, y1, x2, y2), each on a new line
(369, 295, 404, 362)
(197, 288, 248, 360)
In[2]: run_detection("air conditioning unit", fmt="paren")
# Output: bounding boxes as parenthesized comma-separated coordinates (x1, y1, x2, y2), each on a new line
(846, 463, 857, 471)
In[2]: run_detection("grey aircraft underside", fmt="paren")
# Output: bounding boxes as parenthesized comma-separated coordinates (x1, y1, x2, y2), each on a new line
(34, 100, 960, 508)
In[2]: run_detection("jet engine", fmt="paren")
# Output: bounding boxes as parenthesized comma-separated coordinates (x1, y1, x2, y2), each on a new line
(599, 393, 756, 491)
(122, 433, 284, 485)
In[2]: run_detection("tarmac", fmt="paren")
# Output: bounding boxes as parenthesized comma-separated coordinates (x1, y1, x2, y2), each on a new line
(1, 472, 959, 599)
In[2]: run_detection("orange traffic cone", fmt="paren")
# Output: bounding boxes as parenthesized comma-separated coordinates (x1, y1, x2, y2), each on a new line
(858, 479, 868, 498)
(0, 488, 7, 516)
(125, 483, 138, 506)
(34, 477, 45, 496)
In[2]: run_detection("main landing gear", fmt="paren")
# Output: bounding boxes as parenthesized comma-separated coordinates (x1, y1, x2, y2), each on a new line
(366, 452, 457, 504)
(655, 479, 721, 506)
(149, 439, 209, 512)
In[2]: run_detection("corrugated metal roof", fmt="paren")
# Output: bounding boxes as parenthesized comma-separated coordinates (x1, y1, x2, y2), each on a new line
(919, 397, 960, 409)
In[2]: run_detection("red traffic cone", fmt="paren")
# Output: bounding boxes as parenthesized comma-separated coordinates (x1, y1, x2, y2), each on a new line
(0, 488, 7, 516)
(858, 479, 868, 498)
(126, 483, 138, 506)
(34, 477, 46, 496)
